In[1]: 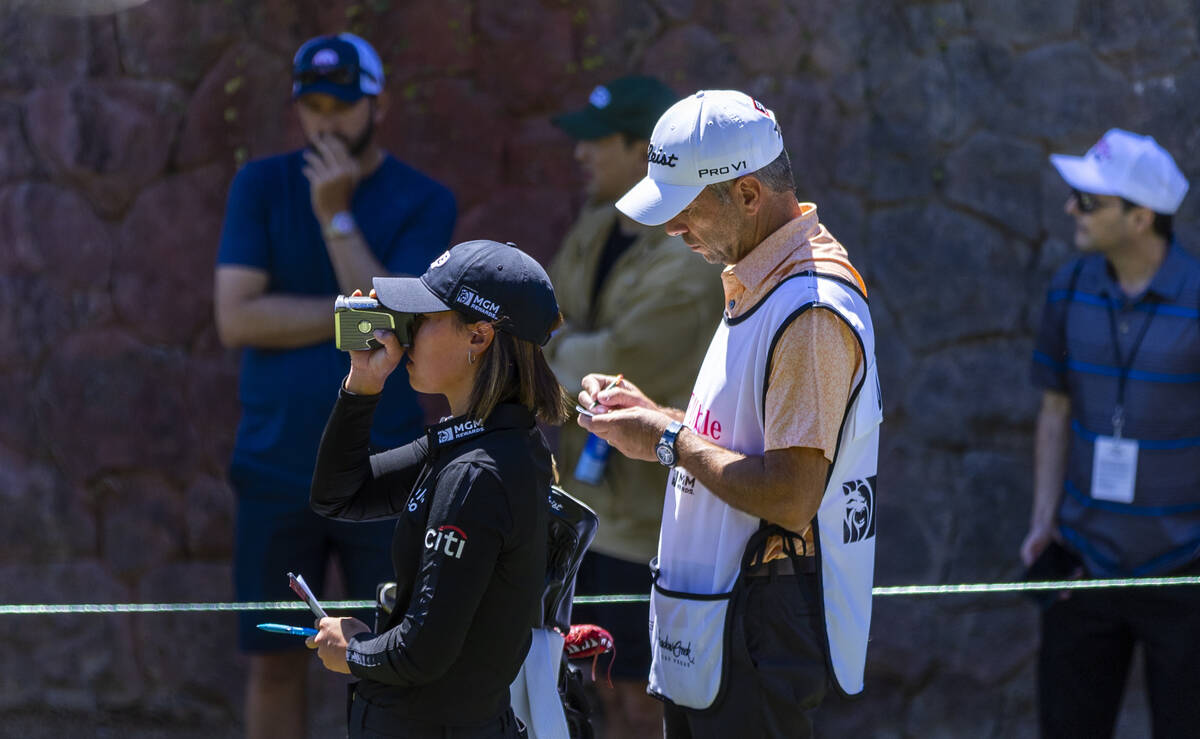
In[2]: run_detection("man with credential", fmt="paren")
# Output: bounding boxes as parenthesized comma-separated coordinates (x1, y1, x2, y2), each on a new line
(577, 90, 882, 738)
(545, 75, 723, 737)
(213, 33, 456, 739)
(1024, 128, 1200, 737)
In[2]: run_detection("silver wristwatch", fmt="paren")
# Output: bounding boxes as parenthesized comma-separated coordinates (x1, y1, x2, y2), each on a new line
(324, 211, 356, 240)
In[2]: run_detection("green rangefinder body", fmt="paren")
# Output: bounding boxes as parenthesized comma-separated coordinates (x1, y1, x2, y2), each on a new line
(334, 296, 416, 351)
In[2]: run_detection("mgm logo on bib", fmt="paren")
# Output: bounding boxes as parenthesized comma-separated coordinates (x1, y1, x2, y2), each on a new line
(842, 476, 877, 544)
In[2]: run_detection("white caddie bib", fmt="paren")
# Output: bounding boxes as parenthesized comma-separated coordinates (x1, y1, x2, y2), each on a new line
(648, 272, 881, 708)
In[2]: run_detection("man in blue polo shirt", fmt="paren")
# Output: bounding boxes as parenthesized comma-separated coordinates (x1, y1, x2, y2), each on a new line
(1024, 128, 1200, 737)
(213, 33, 455, 739)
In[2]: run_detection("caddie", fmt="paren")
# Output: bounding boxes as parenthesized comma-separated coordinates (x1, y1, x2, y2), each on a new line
(576, 90, 882, 738)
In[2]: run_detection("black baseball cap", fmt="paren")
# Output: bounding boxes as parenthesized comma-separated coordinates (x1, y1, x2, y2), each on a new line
(552, 75, 678, 141)
(292, 33, 384, 102)
(373, 241, 560, 346)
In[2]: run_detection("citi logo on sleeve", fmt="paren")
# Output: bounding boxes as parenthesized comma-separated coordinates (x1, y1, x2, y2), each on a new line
(425, 525, 468, 559)
(842, 476, 877, 544)
(454, 286, 501, 319)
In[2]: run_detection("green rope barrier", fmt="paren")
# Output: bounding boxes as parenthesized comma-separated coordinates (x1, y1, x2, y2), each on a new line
(1, 576, 1197, 615)
(0, 600, 375, 615)
(872, 575, 1200, 597)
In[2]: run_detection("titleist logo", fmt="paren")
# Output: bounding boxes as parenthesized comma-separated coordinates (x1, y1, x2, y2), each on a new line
(647, 146, 678, 167)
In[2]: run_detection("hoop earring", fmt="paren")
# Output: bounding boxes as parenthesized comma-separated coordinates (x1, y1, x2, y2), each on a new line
(468, 351, 476, 365)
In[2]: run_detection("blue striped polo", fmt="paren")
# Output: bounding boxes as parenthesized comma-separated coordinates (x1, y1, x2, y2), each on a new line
(1032, 242, 1200, 576)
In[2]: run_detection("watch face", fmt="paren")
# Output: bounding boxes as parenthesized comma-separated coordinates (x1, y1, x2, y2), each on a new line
(655, 443, 675, 466)
(331, 212, 355, 235)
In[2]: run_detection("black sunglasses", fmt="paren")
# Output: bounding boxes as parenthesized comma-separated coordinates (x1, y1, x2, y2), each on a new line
(294, 63, 379, 89)
(1070, 188, 1113, 214)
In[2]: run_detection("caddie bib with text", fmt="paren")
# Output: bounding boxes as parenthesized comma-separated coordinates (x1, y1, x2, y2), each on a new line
(650, 272, 881, 702)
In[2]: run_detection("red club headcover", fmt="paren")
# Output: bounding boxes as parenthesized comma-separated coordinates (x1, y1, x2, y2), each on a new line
(564, 624, 616, 687)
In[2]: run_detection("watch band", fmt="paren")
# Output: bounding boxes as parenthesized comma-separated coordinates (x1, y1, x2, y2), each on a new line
(656, 420, 684, 467)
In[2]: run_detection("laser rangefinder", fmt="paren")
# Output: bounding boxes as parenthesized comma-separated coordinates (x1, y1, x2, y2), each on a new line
(333, 295, 417, 351)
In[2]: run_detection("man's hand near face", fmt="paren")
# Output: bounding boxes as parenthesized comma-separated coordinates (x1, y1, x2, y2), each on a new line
(302, 134, 361, 225)
(296, 129, 392, 294)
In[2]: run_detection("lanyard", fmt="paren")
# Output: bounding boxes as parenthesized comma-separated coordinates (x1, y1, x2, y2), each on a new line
(1104, 296, 1159, 437)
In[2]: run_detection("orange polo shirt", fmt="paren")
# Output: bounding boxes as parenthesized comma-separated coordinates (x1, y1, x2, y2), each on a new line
(722, 203, 865, 558)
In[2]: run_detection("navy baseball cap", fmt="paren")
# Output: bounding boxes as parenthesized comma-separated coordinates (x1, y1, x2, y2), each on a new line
(292, 33, 384, 102)
(552, 76, 678, 141)
(373, 241, 560, 346)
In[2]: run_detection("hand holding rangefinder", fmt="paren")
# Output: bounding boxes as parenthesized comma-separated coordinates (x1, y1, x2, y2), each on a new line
(333, 295, 417, 351)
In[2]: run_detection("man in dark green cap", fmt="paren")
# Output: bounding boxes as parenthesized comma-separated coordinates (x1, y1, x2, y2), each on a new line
(545, 77, 723, 737)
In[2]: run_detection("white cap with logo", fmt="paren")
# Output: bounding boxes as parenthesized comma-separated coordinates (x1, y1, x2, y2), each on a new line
(616, 90, 785, 226)
(1050, 128, 1189, 215)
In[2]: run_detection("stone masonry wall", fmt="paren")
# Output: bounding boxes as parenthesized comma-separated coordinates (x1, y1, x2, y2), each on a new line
(1, 0, 1198, 736)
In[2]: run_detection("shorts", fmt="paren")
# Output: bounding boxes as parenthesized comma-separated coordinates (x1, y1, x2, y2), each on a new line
(234, 491, 396, 652)
(570, 551, 652, 681)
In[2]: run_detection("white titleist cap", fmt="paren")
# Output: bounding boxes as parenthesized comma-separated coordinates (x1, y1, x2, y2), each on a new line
(616, 90, 785, 226)
(1050, 128, 1189, 215)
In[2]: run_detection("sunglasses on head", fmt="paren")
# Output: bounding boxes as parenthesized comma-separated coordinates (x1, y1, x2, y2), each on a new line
(294, 64, 376, 89)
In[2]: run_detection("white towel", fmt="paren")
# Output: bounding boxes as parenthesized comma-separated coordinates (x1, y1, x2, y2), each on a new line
(510, 628, 569, 739)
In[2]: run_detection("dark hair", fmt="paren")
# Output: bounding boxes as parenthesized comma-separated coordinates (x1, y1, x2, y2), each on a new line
(456, 312, 571, 425)
(703, 148, 796, 203)
(753, 148, 797, 194)
(1120, 199, 1174, 240)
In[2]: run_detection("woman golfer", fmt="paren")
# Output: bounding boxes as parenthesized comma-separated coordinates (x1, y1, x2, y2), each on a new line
(308, 240, 570, 738)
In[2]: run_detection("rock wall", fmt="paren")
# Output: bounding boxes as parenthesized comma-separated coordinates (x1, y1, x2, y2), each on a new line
(1, 0, 1197, 736)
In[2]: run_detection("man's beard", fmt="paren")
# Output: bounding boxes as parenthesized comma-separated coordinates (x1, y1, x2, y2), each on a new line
(306, 101, 375, 158)
(345, 112, 374, 157)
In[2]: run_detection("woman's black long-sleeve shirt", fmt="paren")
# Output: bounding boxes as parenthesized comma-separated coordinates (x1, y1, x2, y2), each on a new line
(310, 389, 551, 726)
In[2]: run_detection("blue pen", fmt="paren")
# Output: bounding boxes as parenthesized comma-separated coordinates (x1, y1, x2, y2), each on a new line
(257, 623, 318, 637)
